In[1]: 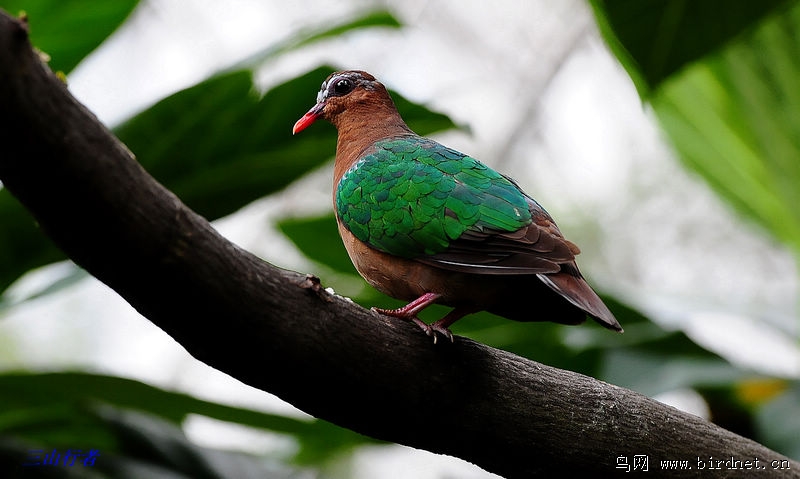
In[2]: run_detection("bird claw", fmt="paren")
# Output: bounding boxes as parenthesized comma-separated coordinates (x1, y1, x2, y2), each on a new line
(372, 307, 454, 344)
(426, 322, 455, 344)
(407, 317, 455, 344)
(412, 318, 454, 344)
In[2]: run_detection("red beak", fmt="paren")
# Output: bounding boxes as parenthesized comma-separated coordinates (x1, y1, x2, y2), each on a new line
(292, 102, 325, 135)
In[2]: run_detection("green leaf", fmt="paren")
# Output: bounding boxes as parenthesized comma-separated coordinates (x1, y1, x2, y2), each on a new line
(0, 66, 456, 297)
(2, 0, 140, 74)
(294, 10, 401, 47)
(114, 66, 457, 221)
(0, 403, 309, 478)
(651, 2, 800, 253)
(278, 215, 356, 276)
(602, 349, 749, 397)
(113, 68, 325, 220)
(0, 371, 380, 464)
(592, 0, 800, 255)
(0, 263, 87, 315)
(235, 9, 401, 69)
(0, 191, 65, 294)
(589, 0, 792, 96)
(0, 4, 446, 300)
(276, 213, 406, 306)
(755, 382, 800, 459)
(91, 406, 305, 479)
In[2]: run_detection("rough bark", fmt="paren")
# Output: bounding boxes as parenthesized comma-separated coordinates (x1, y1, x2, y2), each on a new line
(0, 11, 796, 478)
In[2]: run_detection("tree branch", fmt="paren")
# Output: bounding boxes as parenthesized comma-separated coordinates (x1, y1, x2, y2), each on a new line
(0, 11, 796, 478)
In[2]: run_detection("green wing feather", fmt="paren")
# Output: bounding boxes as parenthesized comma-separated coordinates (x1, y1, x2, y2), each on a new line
(336, 137, 532, 259)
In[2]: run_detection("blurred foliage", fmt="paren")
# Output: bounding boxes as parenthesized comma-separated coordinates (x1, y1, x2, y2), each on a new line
(278, 213, 798, 453)
(114, 66, 456, 221)
(0, 0, 138, 74)
(590, 0, 800, 461)
(0, 6, 407, 295)
(0, 372, 379, 477)
(1, 0, 798, 476)
(592, 0, 800, 256)
(0, 2, 404, 477)
(755, 383, 800, 460)
(280, 215, 756, 383)
(588, 0, 792, 96)
(654, 2, 800, 254)
(0, 192, 65, 298)
(0, 0, 141, 293)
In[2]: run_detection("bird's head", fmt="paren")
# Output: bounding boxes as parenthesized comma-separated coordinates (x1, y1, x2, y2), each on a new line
(292, 70, 389, 134)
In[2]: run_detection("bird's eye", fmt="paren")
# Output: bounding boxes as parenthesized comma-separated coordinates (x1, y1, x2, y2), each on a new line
(332, 79, 354, 96)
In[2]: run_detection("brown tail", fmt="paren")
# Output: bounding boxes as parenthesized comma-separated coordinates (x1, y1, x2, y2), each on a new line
(536, 265, 623, 332)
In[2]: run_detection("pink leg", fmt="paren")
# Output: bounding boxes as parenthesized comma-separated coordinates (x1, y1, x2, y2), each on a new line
(372, 292, 441, 319)
(373, 293, 477, 344)
(373, 293, 443, 340)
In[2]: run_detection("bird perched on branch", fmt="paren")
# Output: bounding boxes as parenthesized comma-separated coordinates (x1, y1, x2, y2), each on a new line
(293, 70, 622, 343)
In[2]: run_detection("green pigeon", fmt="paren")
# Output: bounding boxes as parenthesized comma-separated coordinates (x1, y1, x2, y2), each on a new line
(293, 70, 622, 343)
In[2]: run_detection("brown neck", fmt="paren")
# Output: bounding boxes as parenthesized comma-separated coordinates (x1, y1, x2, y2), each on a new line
(331, 99, 414, 187)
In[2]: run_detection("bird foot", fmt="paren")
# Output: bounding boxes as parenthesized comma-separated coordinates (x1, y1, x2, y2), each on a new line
(372, 306, 455, 344)
(371, 293, 464, 344)
(425, 320, 455, 344)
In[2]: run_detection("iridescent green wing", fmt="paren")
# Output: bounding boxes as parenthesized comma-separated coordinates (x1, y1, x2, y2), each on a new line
(336, 136, 575, 274)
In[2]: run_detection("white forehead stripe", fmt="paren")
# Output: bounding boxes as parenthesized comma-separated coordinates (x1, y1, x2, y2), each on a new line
(315, 72, 368, 104)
